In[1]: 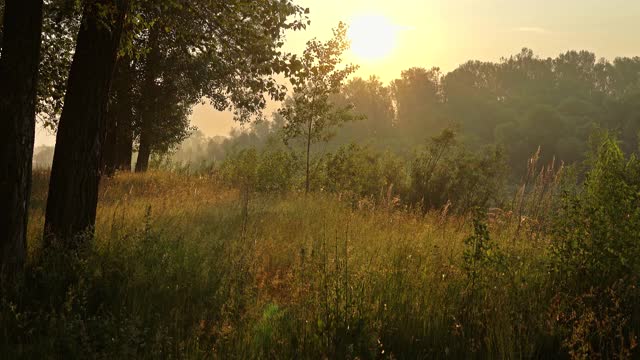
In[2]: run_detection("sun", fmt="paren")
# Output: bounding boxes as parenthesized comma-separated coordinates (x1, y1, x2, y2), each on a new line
(348, 14, 398, 61)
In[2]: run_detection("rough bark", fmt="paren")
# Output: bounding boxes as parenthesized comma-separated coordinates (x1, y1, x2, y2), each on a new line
(44, 0, 128, 247)
(0, 0, 44, 276)
(135, 135, 152, 172)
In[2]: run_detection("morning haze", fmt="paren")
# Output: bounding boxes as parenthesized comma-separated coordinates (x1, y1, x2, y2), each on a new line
(39, 0, 640, 145)
(3, 0, 640, 358)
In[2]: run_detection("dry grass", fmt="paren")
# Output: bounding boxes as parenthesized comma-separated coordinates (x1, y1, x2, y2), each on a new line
(6, 170, 559, 358)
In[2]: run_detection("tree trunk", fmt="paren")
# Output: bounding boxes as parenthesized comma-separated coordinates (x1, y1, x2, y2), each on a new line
(44, 0, 128, 247)
(113, 58, 134, 172)
(116, 115, 133, 171)
(102, 58, 134, 175)
(116, 113, 133, 171)
(305, 118, 313, 194)
(305, 134, 311, 194)
(135, 135, 152, 172)
(134, 25, 161, 173)
(102, 105, 118, 176)
(0, 0, 44, 276)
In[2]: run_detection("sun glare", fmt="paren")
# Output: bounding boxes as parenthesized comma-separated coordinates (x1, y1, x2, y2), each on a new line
(348, 14, 398, 61)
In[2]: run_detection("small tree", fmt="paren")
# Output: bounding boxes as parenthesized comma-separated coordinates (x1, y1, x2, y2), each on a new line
(279, 22, 360, 193)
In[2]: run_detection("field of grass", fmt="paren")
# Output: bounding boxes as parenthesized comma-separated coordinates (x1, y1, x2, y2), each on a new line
(1, 169, 635, 358)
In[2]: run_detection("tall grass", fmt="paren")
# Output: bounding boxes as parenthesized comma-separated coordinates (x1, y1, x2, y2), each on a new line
(0, 163, 634, 358)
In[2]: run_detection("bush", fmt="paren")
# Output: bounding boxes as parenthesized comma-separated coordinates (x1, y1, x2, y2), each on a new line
(551, 134, 640, 358)
(220, 148, 259, 191)
(325, 144, 384, 198)
(409, 129, 507, 213)
(323, 144, 409, 203)
(220, 147, 301, 194)
(256, 148, 301, 193)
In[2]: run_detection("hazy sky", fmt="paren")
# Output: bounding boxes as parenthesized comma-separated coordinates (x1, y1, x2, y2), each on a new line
(36, 0, 640, 146)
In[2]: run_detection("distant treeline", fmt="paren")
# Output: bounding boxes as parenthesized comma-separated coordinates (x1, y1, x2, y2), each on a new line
(170, 48, 640, 177)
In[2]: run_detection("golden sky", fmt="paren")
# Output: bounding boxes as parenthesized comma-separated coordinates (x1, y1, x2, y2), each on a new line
(36, 0, 640, 146)
(189, 0, 640, 139)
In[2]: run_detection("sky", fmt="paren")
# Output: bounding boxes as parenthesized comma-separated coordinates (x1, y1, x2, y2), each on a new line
(35, 0, 640, 146)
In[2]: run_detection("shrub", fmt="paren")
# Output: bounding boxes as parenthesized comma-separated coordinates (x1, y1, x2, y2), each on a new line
(325, 144, 384, 198)
(323, 144, 410, 204)
(409, 129, 507, 212)
(256, 148, 301, 193)
(220, 147, 301, 194)
(551, 134, 640, 358)
(378, 150, 410, 197)
(220, 148, 259, 192)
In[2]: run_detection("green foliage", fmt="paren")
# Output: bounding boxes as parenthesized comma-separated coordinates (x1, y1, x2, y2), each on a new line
(34, 0, 311, 158)
(279, 22, 361, 192)
(460, 214, 509, 353)
(36, 0, 81, 128)
(332, 76, 395, 146)
(8, 163, 640, 358)
(463, 215, 502, 290)
(323, 144, 408, 201)
(325, 144, 384, 198)
(509, 147, 573, 240)
(553, 134, 640, 288)
(256, 147, 301, 193)
(1, 205, 250, 358)
(409, 129, 507, 212)
(166, 49, 640, 182)
(378, 150, 411, 196)
(220, 146, 301, 194)
(551, 134, 640, 358)
(392, 67, 447, 142)
(134, 0, 311, 124)
(220, 148, 259, 191)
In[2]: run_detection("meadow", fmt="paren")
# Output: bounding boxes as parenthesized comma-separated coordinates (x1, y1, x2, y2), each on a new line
(2, 136, 639, 359)
(3, 1, 640, 358)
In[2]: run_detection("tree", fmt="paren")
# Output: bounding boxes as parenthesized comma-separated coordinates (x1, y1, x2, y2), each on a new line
(392, 67, 445, 142)
(331, 76, 395, 147)
(44, 0, 129, 247)
(37, 0, 81, 128)
(2, 0, 82, 129)
(109, 0, 311, 172)
(0, 0, 44, 274)
(552, 50, 600, 101)
(102, 57, 136, 174)
(133, 20, 197, 172)
(45, 0, 309, 244)
(0, 0, 44, 276)
(498, 48, 554, 104)
(280, 22, 360, 193)
(442, 60, 507, 145)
